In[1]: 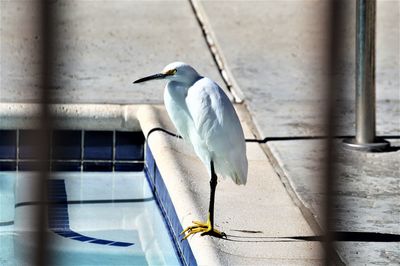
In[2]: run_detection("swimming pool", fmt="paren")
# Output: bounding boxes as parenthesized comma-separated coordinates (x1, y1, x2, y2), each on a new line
(0, 128, 184, 265)
(0, 171, 180, 265)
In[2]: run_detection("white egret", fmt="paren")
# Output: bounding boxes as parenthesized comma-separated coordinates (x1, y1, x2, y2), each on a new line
(133, 62, 248, 239)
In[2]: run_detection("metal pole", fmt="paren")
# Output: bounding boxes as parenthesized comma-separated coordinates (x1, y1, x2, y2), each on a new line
(343, 0, 389, 152)
(356, 0, 376, 143)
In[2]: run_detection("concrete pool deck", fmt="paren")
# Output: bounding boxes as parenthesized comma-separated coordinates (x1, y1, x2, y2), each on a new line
(195, 1, 399, 264)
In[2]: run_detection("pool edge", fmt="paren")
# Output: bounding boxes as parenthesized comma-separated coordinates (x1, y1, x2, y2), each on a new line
(138, 105, 222, 266)
(144, 144, 196, 266)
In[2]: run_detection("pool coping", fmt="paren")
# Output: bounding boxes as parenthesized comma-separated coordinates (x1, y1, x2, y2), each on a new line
(138, 105, 220, 266)
(0, 103, 143, 131)
(144, 143, 197, 266)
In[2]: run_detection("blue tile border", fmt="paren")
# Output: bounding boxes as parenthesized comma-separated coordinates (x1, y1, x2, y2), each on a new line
(51, 162, 82, 172)
(84, 131, 113, 160)
(19, 161, 49, 171)
(19, 130, 47, 159)
(0, 130, 145, 172)
(114, 162, 144, 172)
(0, 130, 16, 159)
(52, 130, 82, 160)
(144, 143, 197, 266)
(0, 161, 16, 171)
(83, 162, 113, 172)
(115, 131, 144, 161)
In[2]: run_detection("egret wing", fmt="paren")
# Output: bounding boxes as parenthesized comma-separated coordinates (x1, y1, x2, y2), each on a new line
(185, 78, 248, 184)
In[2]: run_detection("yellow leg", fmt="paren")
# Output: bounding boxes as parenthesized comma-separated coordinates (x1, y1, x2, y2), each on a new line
(180, 213, 226, 240)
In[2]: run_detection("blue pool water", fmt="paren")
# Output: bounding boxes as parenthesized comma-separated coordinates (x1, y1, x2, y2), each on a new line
(0, 171, 180, 266)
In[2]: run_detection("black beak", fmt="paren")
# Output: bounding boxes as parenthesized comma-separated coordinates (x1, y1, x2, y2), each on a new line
(133, 73, 167, 84)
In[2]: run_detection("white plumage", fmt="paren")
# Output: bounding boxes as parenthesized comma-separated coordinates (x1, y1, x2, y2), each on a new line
(162, 62, 248, 185)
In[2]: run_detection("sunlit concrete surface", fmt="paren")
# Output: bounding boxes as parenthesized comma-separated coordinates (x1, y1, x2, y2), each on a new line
(196, 0, 400, 264)
(0, 0, 227, 104)
(199, 0, 399, 137)
(267, 139, 400, 265)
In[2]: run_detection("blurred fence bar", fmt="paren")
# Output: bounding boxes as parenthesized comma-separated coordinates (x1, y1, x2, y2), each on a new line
(343, 0, 389, 152)
(322, 0, 348, 264)
(33, 1, 56, 265)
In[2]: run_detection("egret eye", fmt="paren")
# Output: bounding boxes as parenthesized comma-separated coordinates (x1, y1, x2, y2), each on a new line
(164, 69, 177, 76)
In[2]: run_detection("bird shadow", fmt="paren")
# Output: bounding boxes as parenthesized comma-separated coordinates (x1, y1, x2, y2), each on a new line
(221, 229, 321, 243)
(220, 230, 400, 243)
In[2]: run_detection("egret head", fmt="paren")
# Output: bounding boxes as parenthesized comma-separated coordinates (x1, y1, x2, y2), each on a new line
(133, 62, 200, 85)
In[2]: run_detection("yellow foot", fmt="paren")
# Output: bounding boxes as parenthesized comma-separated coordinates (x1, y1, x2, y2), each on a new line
(180, 214, 226, 240)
